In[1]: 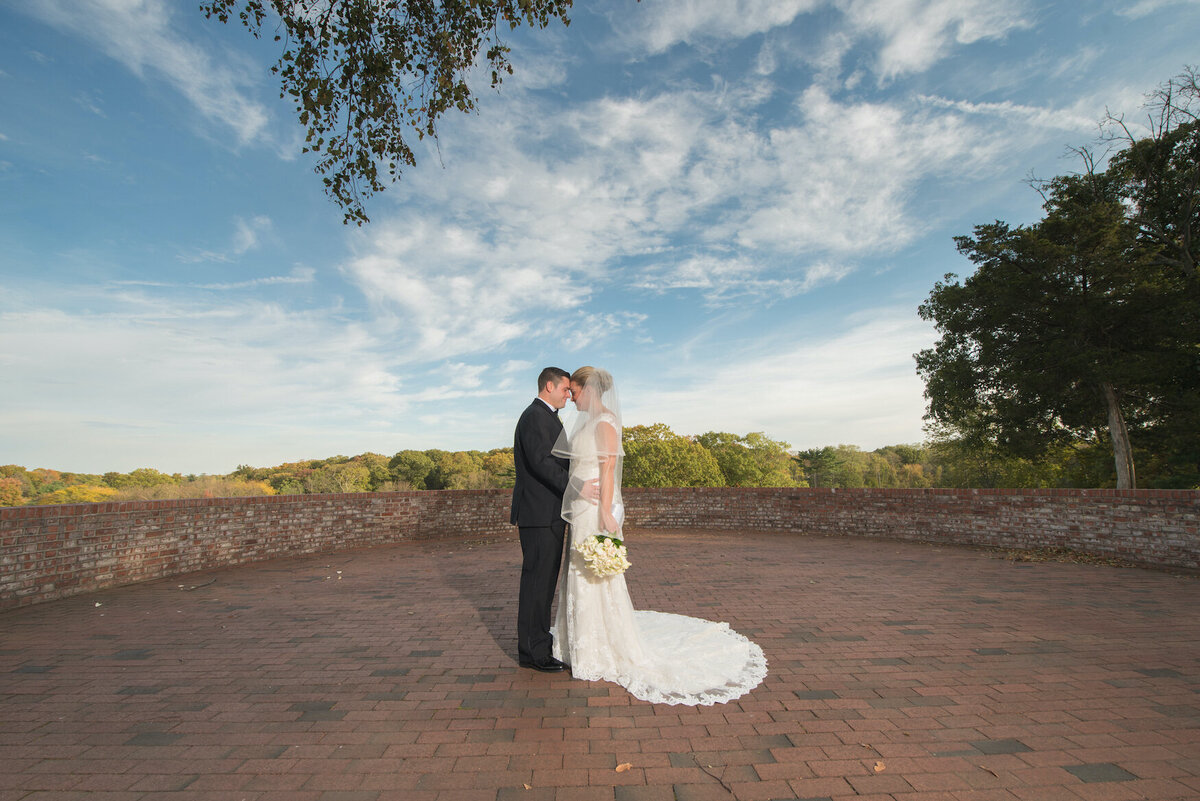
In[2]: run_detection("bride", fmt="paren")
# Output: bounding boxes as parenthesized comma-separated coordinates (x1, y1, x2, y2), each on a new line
(551, 366, 767, 706)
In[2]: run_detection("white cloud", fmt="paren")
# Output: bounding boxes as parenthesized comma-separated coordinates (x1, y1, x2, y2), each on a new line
(21, 0, 269, 145)
(614, 0, 1029, 83)
(191, 266, 315, 291)
(917, 95, 1099, 133)
(232, 215, 272, 254)
(507, 48, 571, 91)
(119, 269, 316, 291)
(838, 0, 1031, 80)
(634, 308, 935, 448)
(352, 65, 1029, 346)
(0, 285, 411, 472)
(342, 216, 592, 362)
(177, 215, 274, 263)
(1116, 0, 1200, 18)
(729, 86, 1007, 255)
(616, 0, 822, 55)
(74, 91, 106, 117)
(631, 255, 850, 304)
(175, 249, 230, 265)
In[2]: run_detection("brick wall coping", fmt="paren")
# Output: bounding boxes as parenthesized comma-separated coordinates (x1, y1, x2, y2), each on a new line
(3, 485, 1194, 520)
(0, 488, 499, 520)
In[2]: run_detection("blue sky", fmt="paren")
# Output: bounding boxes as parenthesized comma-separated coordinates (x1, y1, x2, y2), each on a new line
(2, 0, 1198, 475)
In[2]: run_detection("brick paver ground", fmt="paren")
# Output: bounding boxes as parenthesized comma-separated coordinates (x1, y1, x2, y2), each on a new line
(2, 530, 1198, 801)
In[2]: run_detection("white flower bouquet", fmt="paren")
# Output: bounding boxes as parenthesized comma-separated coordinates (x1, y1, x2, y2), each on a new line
(575, 533, 631, 577)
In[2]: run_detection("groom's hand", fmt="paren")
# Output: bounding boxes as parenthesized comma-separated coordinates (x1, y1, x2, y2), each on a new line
(582, 478, 600, 504)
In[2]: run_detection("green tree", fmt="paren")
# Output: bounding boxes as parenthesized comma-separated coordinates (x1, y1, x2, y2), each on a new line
(877, 444, 924, 467)
(28, 469, 62, 494)
(1103, 69, 1200, 486)
(305, 461, 371, 494)
(794, 447, 840, 488)
(353, 452, 393, 490)
(622, 424, 724, 488)
(482, 448, 516, 489)
(103, 468, 179, 489)
(202, 0, 575, 224)
(1105, 67, 1199, 294)
(923, 425, 1110, 488)
(915, 162, 1188, 488)
(809, 445, 870, 488)
(388, 449, 436, 489)
(110, 477, 277, 501)
(696, 431, 798, 487)
(429, 450, 489, 490)
(262, 462, 316, 492)
(874, 444, 936, 488)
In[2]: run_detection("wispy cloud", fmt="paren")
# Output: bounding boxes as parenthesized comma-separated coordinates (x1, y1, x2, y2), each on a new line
(723, 85, 1009, 255)
(232, 215, 272, 255)
(351, 57, 1036, 352)
(74, 91, 106, 117)
(194, 266, 315, 291)
(838, 0, 1031, 80)
(1116, 0, 1200, 18)
(631, 255, 851, 305)
(616, 0, 1030, 83)
(20, 0, 270, 145)
(116, 265, 316, 292)
(917, 95, 1099, 133)
(614, 0, 822, 55)
(175, 249, 232, 265)
(177, 215, 273, 263)
(0, 285, 408, 472)
(639, 308, 936, 448)
(342, 216, 593, 362)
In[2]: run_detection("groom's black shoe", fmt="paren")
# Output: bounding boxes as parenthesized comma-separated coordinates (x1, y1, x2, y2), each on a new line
(519, 657, 566, 672)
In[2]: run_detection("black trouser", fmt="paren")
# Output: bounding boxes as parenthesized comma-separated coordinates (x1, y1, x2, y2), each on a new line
(517, 520, 566, 663)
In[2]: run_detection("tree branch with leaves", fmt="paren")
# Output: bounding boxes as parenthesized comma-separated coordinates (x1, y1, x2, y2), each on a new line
(201, 0, 576, 224)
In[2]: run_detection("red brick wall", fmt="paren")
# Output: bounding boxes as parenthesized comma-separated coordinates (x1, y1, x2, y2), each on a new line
(0, 491, 512, 611)
(626, 487, 1200, 570)
(2, 487, 1197, 611)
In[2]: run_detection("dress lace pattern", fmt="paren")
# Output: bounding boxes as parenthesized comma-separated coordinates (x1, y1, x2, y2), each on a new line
(551, 414, 768, 706)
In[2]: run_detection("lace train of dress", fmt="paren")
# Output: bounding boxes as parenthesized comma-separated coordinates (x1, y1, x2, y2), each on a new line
(552, 532, 768, 705)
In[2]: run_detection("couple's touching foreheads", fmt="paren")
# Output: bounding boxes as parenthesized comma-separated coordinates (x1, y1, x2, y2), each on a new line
(510, 366, 766, 706)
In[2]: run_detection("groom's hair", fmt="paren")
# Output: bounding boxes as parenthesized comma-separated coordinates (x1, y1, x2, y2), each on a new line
(537, 366, 570, 392)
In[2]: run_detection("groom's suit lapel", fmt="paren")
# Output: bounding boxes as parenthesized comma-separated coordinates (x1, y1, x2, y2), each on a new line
(534, 399, 562, 432)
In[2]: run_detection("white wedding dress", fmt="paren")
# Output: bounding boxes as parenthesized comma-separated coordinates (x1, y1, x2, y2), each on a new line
(551, 411, 767, 706)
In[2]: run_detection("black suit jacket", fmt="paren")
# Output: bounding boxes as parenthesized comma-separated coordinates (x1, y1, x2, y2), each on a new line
(510, 399, 570, 526)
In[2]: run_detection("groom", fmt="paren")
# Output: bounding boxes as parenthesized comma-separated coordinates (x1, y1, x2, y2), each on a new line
(511, 366, 575, 672)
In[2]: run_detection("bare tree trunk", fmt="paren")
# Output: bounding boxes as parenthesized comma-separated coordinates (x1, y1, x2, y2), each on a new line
(1102, 382, 1136, 489)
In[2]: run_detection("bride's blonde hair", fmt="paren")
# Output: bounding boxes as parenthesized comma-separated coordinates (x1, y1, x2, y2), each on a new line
(571, 366, 613, 392)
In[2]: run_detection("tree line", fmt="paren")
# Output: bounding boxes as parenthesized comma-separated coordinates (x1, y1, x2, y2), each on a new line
(6, 416, 1179, 508)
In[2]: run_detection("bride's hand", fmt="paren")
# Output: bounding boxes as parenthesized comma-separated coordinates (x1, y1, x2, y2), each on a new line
(600, 507, 620, 534)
